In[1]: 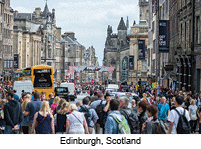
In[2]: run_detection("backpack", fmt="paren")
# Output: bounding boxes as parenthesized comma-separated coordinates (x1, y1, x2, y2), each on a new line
(174, 108, 191, 134)
(155, 120, 168, 134)
(79, 106, 92, 127)
(111, 114, 131, 134)
(95, 100, 105, 128)
(120, 109, 140, 134)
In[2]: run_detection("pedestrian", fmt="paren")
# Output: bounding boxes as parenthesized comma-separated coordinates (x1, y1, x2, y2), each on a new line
(90, 93, 106, 134)
(0, 99, 7, 134)
(157, 96, 170, 121)
(4, 90, 23, 134)
(79, 97, 99, 134)
(48, 93, 54, 107)
(32, 101, 55, 134)
(40, 91, 46, 101)
(90, 91, 98, 103)
(119, 97, 139, 134)
(21, 96, 31, 134)
(197, 106, 201, 134)
(131, 100, 137, 113)
(188, 99, 198, 133)
(90, 93, 106, 109)
(102, 93, 111, 133)
(23, 91, 42, 134)
(141, 105, 159, 134)
(168, 95, 190, 134)
(104, 99, 130, 134)
(53, 98, 66, 115)
(140, 93, 151, 104)
(76, 101, 82, 111)
(66, 104, 89, 134)
(50, 96, 60, 114)
(13, 90, 19, 102)
(137, 100, 149, 133)
(195, 95, 201, 108)
(54, 102, 70, 134)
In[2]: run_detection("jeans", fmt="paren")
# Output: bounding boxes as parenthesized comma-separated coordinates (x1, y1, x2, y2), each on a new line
(4, 125, 19, 134)
(190, 120, 197, 133)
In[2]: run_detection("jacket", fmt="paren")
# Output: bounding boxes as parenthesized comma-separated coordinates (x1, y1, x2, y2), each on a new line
(138, 110, 148, 132)
(142, 119, 159, 134)
(4, 100, 23, 128)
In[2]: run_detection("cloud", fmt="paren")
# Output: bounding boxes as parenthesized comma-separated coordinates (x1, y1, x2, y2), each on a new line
(54, 0, 139, 65)
(12, 6, 33, 13)
(11, 0, 139, 65)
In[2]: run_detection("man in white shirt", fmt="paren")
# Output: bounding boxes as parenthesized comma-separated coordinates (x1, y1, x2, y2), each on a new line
(168, 95, 190, 134)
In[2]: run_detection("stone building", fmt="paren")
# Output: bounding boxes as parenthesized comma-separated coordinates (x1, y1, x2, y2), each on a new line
(128, 20, 149, 85)
(147, 0, 170, 86)
(0, 0, 14, 74)
(139, 0, 149, 23)
(61, 32, 99, 83)
(13, 18, 42, 69)
(61, 32, 85, 67)
(14, 2, 59, 73)
(169, 0, 201, 92)
(103, 17, 130, 83)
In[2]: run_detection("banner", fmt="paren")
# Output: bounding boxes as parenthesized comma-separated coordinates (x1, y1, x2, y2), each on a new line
(159, 20, 169, 53)
(129, 56, 134, 70)
(107, 67, 115, 80)
(138, 40, 145, 60)
(13, 54, 19, 69)
(69, 66, 76, 80)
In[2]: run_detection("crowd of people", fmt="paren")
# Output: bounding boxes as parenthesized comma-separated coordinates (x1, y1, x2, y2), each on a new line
(0, 81, 201, 134)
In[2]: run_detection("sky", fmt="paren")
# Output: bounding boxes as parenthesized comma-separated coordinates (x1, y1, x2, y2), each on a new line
(11, 0, 139, 66)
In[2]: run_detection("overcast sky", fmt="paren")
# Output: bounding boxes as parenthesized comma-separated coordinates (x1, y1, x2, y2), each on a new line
(11, 0, 139, 66)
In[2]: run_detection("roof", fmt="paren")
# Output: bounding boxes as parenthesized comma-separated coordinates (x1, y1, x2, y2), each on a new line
(15, 13, 33, 21)
(42, 2, 50, 17)
(117, 17, 127, 30)
(30, 24, 40, 33)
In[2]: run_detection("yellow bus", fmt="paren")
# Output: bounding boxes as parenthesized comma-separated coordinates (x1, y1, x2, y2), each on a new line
(16, 65, 54, 98)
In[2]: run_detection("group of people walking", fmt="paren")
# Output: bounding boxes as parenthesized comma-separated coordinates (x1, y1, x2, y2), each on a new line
(0, 85, 200, 134)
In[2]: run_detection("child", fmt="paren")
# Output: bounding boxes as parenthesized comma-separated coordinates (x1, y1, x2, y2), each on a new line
(50, 96, 60, 115)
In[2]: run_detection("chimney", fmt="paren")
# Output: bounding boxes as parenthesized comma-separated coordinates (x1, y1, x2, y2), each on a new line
(64, 32, 75, 41)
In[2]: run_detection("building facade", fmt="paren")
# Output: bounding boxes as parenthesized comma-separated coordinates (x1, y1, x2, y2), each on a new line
(103, 17, 130, 84)
(13, 18, 42, 69)
(169, 0, 201, 92)
(14, 2, 58, 73)
(0, 0, 14, 74)
(128, 20, 149, 85)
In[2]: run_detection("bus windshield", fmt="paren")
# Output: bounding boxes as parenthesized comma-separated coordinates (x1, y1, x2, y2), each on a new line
(33, 69, 52, 88)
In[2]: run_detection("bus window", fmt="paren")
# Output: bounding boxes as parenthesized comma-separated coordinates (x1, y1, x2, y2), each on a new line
(33, 69, 52, 88)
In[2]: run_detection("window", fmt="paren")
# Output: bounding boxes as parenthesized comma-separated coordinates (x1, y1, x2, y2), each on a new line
(48, 49, 51, 58)
(41, 49, 43, 58)
(48, 36, 52, 42)
(49, 25, 51, 31)
(196, 16, 200, 44)
(33, 69, 52, 87)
